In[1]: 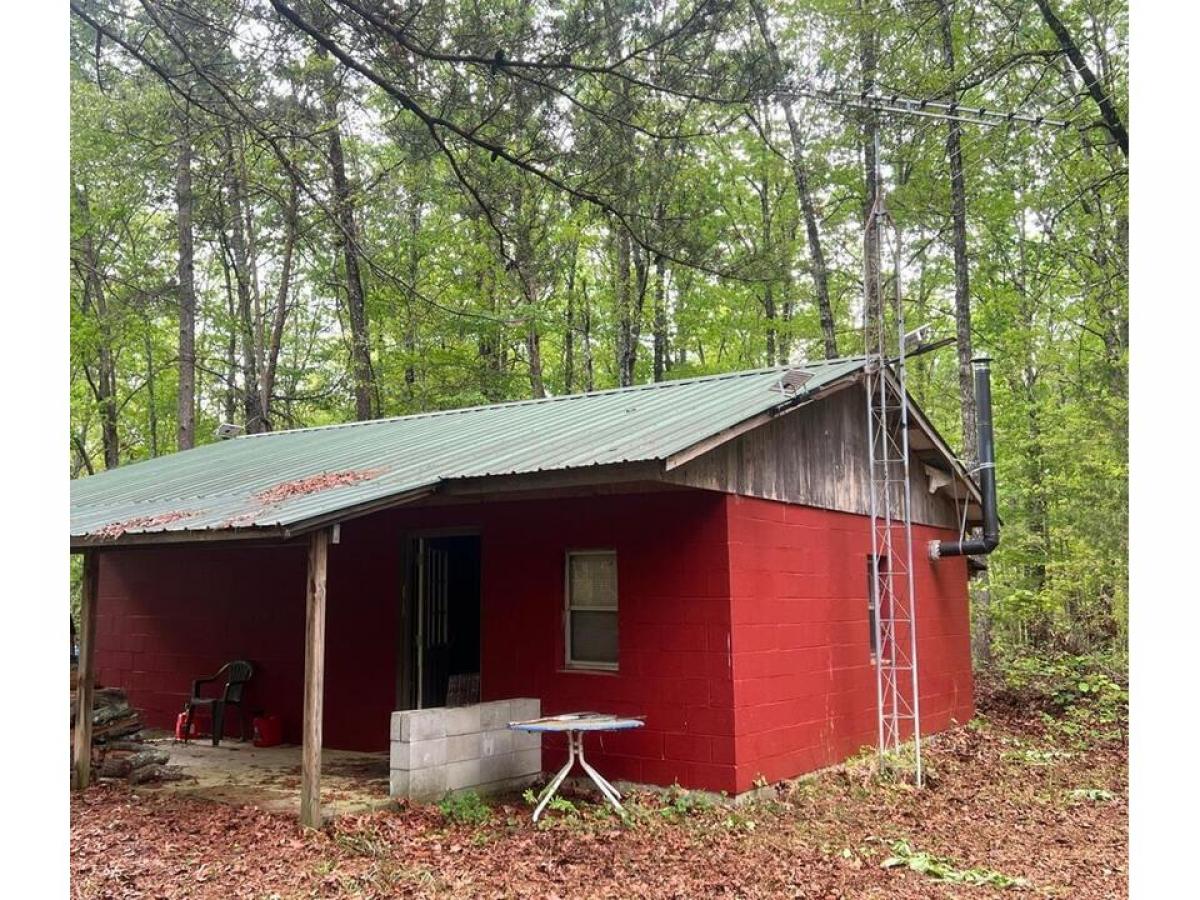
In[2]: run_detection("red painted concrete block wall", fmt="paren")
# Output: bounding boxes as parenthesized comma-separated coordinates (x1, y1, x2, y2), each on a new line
(94, 544, 308, 744)
(93, 527, 402, 750)
(379, 490, 738, 793)
(91, 486, 973, 797)
(92, 489, 737, 790)
(725, 494, 974, 794)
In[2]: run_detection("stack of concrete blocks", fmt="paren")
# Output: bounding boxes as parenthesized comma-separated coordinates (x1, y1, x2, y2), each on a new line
(390, 698, 542, 801)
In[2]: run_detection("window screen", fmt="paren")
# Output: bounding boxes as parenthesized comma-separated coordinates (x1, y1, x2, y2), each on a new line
(867, 555, 888, 658)
(566, 551, 618, 668)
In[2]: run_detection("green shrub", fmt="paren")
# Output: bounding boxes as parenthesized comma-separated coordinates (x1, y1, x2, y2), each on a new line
(981, 649, 1127, 749)
(438, 790, 492, 826)
(988, 650, 1127, 717)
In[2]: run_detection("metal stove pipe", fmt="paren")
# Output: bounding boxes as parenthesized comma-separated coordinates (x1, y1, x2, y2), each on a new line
(930, 357, 1000, 559)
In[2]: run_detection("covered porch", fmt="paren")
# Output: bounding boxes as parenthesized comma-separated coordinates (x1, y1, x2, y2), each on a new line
(72, 483, 735, 825)
(135, 734, 392, 818)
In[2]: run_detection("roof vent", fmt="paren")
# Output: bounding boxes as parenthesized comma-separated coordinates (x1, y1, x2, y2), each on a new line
(773, 368, 814, 396)
(216, 423, 245, 440)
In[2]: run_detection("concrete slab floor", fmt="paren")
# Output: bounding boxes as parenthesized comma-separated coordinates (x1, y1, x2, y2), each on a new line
(130, 732, 394, 819)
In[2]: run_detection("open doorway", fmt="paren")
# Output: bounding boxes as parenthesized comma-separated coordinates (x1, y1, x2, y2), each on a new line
(400, 534, 481, 710)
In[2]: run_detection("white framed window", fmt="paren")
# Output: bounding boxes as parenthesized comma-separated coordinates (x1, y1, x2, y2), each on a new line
(565, 550, 618, 670)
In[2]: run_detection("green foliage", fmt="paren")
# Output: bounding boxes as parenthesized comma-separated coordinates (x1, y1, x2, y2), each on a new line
(546, 795, 579, 817)
(997, 650, 1128, 721)
(881, 839, 1028, 888)
(721, 810, 758, 833)
(437, 791, 492, 826)
(69, 0, 1127, 660)
(657, 784, 716, 819)
(987, 649, 1128, 750)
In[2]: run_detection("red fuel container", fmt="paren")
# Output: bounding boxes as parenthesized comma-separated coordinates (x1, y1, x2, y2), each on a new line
(253, 714, 282, 747)
(174, 711, 196, 742)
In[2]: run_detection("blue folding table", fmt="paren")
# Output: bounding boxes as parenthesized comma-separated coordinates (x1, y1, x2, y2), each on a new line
(508, 712, 644, 820)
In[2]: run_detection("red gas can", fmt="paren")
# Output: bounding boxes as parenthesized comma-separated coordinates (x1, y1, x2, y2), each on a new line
(174, 711, 196, 742)
(253, 714, 282, 747)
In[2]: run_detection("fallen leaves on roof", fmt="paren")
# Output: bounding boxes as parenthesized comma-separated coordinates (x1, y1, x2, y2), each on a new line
(253, 468, 389, 506)
(93, 510, 202, 540)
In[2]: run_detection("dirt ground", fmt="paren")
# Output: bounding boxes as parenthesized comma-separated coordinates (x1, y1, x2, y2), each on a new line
(149, 736, 392, 817)
(70, 702, 1126, 899)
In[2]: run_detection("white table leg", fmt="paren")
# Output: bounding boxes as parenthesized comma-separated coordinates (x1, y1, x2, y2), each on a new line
(532, 731, 576, 822)
(576, 732, 625, 815)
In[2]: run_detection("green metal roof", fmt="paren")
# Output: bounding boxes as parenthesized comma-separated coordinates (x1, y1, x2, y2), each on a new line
(70, 358, 867, 544)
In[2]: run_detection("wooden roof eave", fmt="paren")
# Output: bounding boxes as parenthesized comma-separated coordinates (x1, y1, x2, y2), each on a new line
(69, 525, 292, 552)
(70, 485, 440, 551)
(879, 368, 984, 508)
(661, 376, 860, 472)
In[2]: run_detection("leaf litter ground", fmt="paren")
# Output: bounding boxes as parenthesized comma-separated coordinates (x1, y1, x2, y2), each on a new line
(71, 697, 1126, 899)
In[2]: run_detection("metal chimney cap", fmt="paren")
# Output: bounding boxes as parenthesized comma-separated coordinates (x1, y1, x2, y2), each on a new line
(971, 356, 993, 366)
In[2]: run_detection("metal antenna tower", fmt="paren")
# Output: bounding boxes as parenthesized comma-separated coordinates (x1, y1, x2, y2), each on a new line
(862, 123, 923, 784)
(834, 86, 1068, 787)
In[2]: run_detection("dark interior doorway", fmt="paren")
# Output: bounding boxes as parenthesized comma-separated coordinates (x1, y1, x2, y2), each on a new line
(405, 534, 481, 709)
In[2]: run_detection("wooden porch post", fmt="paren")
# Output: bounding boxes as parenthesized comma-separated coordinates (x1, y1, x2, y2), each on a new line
(300, 529, 330, 828)
(72, 551, 99, 791)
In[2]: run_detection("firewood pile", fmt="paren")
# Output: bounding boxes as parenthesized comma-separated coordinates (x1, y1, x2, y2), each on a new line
(71, 666, 186, 785)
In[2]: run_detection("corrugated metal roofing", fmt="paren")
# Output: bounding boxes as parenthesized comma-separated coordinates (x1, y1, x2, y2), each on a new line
(70, 358, 866, 543)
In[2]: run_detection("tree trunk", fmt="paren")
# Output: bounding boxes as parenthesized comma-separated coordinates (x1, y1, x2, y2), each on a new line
(174, 114, 197, 450)
(477, 265, 506, 403)
(750, 0, 837, 360)
(73, 187, 119, 470)
(652, 254, 668, 381)
(632, 244, 649, 372)
(219, 247, 238, 425)
(222, 127, 265, 434)
(261, 177, 298, 429)
(526, 324, 545, 399)
(564, 241, 578, 393)
(581, 279, 595, 392)
(404, 196, 421, 397)
(603, 0, 638, 387)
(858, 0, 882, 339)
(72, 432, 95, 477)
(144, 328, 158, 457)
(796, 158, 837, 359)
(1034, 0, 1127, 157)
(763, 285, 777, 364)
(322, 70, 374, 420)
(937, 0, 978, 465)
(512, 215, 546, 400)
(755, 162, 779, 365)
(614, 226, 635, 385)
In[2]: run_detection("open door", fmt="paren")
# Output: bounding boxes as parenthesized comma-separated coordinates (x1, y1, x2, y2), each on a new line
(404, 535, 481, 709)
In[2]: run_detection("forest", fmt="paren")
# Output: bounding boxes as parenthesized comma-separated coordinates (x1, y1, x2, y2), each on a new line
(68, 0, 1127, 664)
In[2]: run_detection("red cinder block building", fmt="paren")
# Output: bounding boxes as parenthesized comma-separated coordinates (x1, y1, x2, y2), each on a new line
(71, 358, 989, 802)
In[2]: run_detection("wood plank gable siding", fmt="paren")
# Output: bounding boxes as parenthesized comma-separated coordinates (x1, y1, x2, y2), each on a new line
(665, 384, 962, 530)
